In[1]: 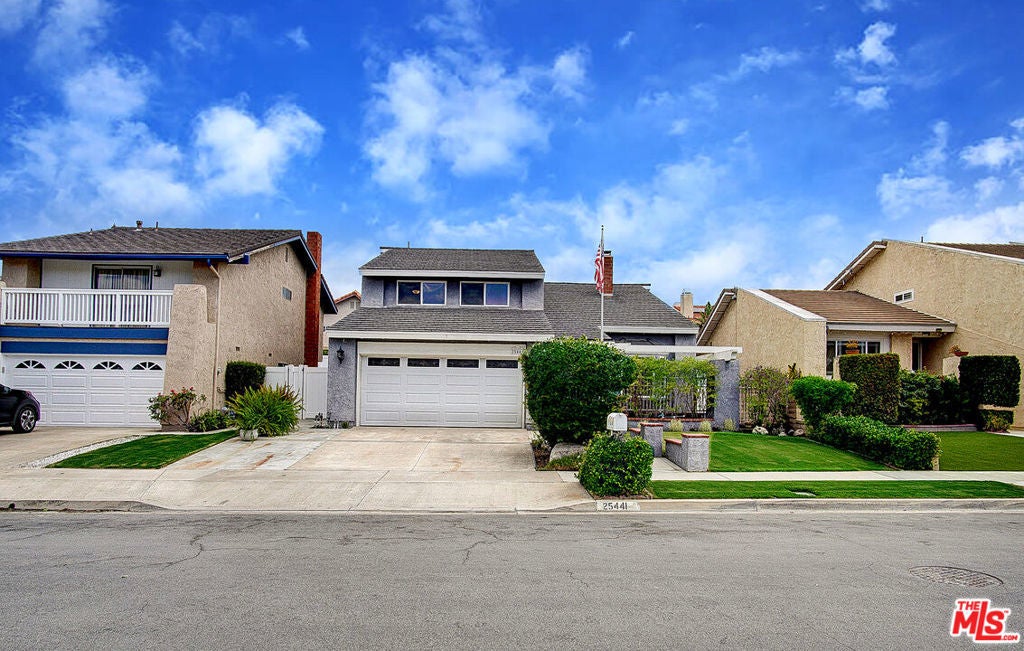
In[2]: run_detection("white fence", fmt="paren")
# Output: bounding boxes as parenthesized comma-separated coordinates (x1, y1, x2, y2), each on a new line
(265, 364, 328, 419)
(1, 288, 174, 327)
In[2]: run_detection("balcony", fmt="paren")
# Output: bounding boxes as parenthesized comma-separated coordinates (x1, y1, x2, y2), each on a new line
(0, 288, 174, 327)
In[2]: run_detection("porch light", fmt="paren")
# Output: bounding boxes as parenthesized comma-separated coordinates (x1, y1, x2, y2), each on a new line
(336, 348, 345, 363)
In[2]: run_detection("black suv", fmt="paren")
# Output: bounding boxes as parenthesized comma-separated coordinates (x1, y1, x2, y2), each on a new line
(0, 384, 40, 433)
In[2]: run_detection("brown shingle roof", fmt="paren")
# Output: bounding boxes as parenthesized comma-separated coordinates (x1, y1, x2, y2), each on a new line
(763, 290, 954, 327)
(0, 227, 303, 260)
(930, 242, 1024, 260)
(360, 248, 545, 274)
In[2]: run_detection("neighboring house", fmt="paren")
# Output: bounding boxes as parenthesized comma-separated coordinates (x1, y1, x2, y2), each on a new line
(698, 288, 955, 378)
(825, 240, 1024, 424)
(0, 224, 336, 426)
(326, 247, 698, 428)
(322, 290, 360, 350)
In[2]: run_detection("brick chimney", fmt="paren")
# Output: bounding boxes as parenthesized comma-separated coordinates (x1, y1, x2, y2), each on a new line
(680, 290, 694, 318)
(602, 251, 613, 296)
(303, 231, 322, 366)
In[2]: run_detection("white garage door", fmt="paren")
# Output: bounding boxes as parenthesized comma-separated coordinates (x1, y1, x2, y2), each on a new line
(3, 355, 165, 426)
(360, 356, 523, 427)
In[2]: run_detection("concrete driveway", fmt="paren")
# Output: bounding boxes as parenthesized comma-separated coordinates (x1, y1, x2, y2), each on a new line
(0, 426, 592, 512)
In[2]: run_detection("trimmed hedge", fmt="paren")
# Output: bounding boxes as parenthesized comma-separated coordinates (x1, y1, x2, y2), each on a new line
(577, 433, 653, 496)
(521, 338, 638, 446)
(225, 361, 267, 401)
(816, 415, 939, 470)
(790, 376, 856, 429)
(898, 370, 968, 425)
(838, 353, 900, 424)
(959, 355, 1021, 408)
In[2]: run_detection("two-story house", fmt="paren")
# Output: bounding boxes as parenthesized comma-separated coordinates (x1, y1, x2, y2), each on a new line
(326, 247, 698, 428)
(0, 224, 336, 427)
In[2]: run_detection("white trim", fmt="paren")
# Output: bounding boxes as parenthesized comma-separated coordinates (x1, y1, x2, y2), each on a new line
(363, 269, 544, 279)
(605, 325, 698, 334)
(827, 323, 956, 333)
(328, 330, 548, 342)
(359, 341, 527, 357)
(458, 281, 510, 307)
(396, 279, 447, 306)
(612, 343, 742, 360)
(825, 243, 887, 290)
(909, 240, 1024, 266)
(894, 289, 914, 304)
(697, 290, 734, 345)
(748, 289, 827, 322)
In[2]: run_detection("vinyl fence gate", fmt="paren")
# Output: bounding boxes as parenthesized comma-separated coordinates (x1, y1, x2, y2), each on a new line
(264, 365, 328, 419)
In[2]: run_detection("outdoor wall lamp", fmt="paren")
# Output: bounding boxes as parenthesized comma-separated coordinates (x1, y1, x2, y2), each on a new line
(336, 348, 345, 362)
(153, 266, 162, 277)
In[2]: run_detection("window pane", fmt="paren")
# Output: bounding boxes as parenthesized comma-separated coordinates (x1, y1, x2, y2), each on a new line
(485, 283, 509, 306)
(461, 282, 484, 305)
(407, 358, 440, 367)
(486, 359, 518, 369)
(447, 359, 479, 368)
(368, 357, 400, 367)
(398, 282, 420, 304)
(867, 342, 881, 354)
(422, 282, 446, 304)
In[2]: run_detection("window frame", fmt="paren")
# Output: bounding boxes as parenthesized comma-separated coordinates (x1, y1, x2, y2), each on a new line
(894, 289, 914, 304)
(396, 280, 447, 306)
(459, 281, 511, 307)
(825, 339, 884, 377)
(92, 265, 154, 291)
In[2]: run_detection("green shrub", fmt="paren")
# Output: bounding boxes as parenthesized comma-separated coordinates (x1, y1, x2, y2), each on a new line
(816, 415, 939, 470)
(666, 419, 684, 432)
(898, 371, 968, 424)
(626, 357, 717, 417)
(187, 409, 230, 432)
(225, 361, 267, 401)
(739, 366, 791, 429)
(978, 409, 1014, 432)
(698, 420, 713, 432)
(148, 387, 206, 427)
(521, 338, 638, 446)
(723, 417, 736, 432)
(790, 376, 856, 429)
(577, 434, 653, 496)
(543, 451, 585, 471)
(838, 353, 900, 424)
(227, 385, 302, 436)
(959, 355, 1021, 408)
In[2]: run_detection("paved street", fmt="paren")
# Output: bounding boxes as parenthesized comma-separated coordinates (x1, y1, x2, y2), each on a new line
(1, 511, 1021, 649)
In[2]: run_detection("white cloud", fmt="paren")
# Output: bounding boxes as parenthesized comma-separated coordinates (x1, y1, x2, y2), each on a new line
(419, 0, 482, 44)
(616, 31, 634, 50)
(194, 102, 324, 196)
(925, 202, 1024, 242)
(62, 59, 151, 121)
(734, 47, 802, 77)
(286, 26, 309, 50)
(32, 0, 111, 68)
(668, 119, 689, 136)
(974, 177, 1004, 203)
(838, 85, 890, 111)
(0, 0, 40, 35)
(861, 0, 891, 12)
(550, 47, 588, 101)
(877, 172, 959, 219)
(321, 239, 379, 296)
(836, 21, 897, 69)
(167, 14, 252, 58)
(960, 136, 1024, 169)
(909, 120, 949, 173)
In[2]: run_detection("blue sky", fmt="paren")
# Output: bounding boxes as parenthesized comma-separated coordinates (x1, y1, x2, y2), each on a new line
(1, 0, 1023, 306)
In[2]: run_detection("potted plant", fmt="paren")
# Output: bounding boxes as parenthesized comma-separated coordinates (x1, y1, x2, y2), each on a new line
(226, 385, 303, 440)
(949, 345, 969, 357)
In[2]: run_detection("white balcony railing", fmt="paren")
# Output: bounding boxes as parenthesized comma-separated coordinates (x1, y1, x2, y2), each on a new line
(0, 288, 174, 327)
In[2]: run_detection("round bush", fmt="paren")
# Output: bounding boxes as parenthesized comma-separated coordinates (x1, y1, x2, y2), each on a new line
(521, 337, 637, 445)
(577, 434, 654, 497)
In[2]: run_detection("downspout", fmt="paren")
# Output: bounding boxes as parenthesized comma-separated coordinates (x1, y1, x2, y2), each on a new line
(207, 260, 222, 407)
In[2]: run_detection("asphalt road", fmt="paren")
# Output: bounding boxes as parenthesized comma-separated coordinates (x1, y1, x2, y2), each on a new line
(0, 510, 1020, 650)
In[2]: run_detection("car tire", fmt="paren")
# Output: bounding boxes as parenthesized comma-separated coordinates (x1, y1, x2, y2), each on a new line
(12, 405, 37, 433)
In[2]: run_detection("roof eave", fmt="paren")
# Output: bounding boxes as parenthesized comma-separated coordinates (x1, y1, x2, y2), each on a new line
(360, 269, 545, 279)
(827, 322, 956, 333)
(326, 330, 550, 342)
(825, 241, 887, 290)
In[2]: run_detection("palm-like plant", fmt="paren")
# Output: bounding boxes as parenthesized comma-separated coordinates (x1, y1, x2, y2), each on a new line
(226, 386, 302, 437)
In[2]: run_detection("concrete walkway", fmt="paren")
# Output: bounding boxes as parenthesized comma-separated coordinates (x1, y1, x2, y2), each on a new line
(0, 426, 592, 512)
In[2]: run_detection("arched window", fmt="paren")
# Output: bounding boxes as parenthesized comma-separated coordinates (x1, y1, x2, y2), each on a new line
(14, 360, 45, 369)
(132, 361, 163, 371)
(55, 360, 85, 370)
(93, 361, 124, 370)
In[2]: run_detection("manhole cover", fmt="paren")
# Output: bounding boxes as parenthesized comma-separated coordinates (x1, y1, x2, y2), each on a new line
(910, 566, 1003, 587)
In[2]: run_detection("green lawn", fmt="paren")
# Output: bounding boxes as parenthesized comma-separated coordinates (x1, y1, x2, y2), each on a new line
(650, 480, 1024, 500)
(50, 431, 237, 469)
(937, 431, 1024, 471)
(674, 431, 887, 472)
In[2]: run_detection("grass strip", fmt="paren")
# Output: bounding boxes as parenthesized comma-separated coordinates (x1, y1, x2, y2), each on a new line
(649, 480, 1024, 500)
(937, 431, 1024, 471)
(672, 432, 887, 472)
(50, 431, 237, 469)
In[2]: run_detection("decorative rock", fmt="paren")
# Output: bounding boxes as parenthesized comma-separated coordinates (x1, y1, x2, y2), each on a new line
(549, 442, 586, 462)
(794, 429, 805, 437)
(752, 426, 769, 435)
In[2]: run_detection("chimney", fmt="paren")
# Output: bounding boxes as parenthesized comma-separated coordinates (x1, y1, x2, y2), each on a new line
(680, 291, 694, 319)
(602, 251, 613, 296)
(135, 220, 143, 230)
(303, 231, 323, 366)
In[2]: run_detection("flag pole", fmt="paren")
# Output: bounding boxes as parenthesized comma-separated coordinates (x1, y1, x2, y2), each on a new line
(599, 225, 605, 342)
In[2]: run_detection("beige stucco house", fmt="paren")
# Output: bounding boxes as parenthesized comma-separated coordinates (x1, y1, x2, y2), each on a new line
(322, 290, 360, 350)
(0, 225, 336, 426)
(825, 240, 1024, 424)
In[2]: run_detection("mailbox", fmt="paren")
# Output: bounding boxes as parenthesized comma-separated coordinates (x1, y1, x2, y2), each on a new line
(606, 412, 627, 433)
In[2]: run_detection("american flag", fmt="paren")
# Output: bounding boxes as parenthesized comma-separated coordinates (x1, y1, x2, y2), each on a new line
(594, 230, 604, 293)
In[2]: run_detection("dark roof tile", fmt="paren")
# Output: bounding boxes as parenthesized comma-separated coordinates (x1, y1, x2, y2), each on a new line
(544, 283, 698, 338)
(361, 248, 545, 273)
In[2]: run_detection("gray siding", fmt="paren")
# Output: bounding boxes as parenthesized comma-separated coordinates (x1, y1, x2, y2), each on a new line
(327, 338, 358, 423)
(361, 277, 385, 307)
(711, 358, 740, 430)
(522, 279, 544, 310)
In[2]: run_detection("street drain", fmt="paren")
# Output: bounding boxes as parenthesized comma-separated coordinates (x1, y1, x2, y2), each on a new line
(910, 566, 1003, 587)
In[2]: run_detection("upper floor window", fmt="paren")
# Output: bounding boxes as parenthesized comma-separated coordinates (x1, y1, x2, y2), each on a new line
(894, 289, 914, 304)
(460, 282, 510, 307)
(398, 281, 446, 305)
(93, 266, 152, 290)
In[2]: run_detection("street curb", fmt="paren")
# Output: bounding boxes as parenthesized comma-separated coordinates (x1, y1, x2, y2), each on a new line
(1, 500, 166, 513)
(553, 498, 1024, 513)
